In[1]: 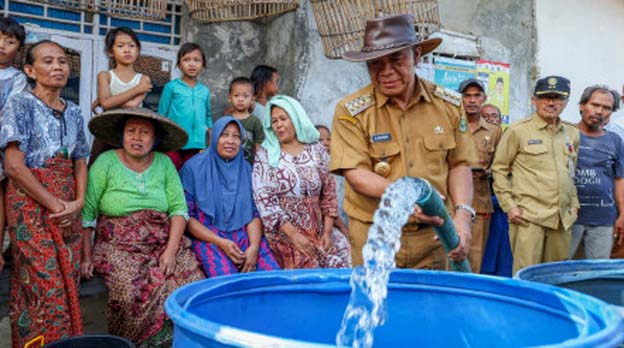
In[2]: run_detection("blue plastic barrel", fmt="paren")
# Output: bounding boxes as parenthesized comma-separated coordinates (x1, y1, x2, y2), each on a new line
(516, 259, 624, 310)
(44, 335, 135, 348)
(165, 269, 624, 348)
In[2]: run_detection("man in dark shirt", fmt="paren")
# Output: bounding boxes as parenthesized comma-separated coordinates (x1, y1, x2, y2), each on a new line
(571, 85, 624, 259)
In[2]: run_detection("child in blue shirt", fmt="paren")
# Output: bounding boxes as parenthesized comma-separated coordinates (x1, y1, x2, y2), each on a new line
(158, 43, 212, 170)
(0, 17, 27, 111)
(0, 16, 27, 272)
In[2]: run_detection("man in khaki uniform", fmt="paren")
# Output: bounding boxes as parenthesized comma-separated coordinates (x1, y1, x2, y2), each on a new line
(492, 76, 580, 273)
(330, 14, 477, 270)
(459, 78, 502, 273)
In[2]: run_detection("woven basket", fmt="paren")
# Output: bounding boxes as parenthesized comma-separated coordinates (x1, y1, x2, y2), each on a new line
(311, 0, 440, 59)
(98, 0, 168, 20)
(188, 0, 299, 23)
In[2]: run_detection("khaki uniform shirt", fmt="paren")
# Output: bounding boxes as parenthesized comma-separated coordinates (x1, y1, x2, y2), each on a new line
(492, 113, 580, 230)
(470, 117, 502, 213)
(330, 78, 477, 223)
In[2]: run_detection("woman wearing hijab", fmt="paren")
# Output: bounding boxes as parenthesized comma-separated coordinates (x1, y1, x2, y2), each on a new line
(252, 95, 351, 269)
(180, 116, 279, 276)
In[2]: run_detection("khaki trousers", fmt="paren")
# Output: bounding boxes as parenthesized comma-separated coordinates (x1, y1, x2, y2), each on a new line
(349, 218, 446, 270)
(509, 220, 571, 275)
(468, 213, 490, 274)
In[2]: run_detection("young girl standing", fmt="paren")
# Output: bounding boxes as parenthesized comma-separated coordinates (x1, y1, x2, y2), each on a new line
(89, 26, 152, 165)
(250, 64, 279, 120)
(158, 42, 212, 170)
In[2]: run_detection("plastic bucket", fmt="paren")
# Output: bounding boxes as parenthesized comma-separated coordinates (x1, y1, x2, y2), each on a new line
(43, 335, 135, 348)
(165, 269, 624, 348)
(516, 259, 624, 310)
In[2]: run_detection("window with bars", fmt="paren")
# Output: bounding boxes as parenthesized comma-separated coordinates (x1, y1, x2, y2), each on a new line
(1, 0, 182, 45)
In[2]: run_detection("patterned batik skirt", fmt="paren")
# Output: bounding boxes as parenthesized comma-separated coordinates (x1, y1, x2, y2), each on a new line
(93, 209, 204, 347)
(7, 154, 84, 348)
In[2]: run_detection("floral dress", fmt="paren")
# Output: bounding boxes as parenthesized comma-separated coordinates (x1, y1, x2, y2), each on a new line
(253, 142, 351, 269)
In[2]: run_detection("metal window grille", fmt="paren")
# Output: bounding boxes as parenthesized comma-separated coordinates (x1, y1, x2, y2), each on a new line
(2, 0, 182, 45)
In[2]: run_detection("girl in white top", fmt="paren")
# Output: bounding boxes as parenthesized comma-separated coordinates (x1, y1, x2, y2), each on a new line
(95, 27, 152, 110)
(90, 27, 152, 164)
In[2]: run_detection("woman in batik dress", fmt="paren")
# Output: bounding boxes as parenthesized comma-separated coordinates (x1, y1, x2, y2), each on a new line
(252, 95, 351, 269)
(1, 40, 90, 348)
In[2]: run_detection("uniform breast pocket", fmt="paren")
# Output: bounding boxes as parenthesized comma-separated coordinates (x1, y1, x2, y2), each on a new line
(424, 135, 457, 152)
(423, 135, 456, 174)
(478, 138, 496, 154)
(520, 144, 549, 164)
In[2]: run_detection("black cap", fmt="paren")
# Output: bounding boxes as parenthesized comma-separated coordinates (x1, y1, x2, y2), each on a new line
(534, 76, 570, 97)
(458, 78, 485, 93)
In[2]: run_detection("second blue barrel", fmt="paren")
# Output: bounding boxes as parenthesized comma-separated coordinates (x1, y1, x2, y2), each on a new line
(165, 269, 624, 348)
(516, 259, 624, 310)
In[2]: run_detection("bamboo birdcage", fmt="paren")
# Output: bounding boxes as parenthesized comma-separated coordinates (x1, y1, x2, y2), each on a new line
(188, 0, 299, 23)
(98, 0, 168, 20)
(311, 0, 440, 59)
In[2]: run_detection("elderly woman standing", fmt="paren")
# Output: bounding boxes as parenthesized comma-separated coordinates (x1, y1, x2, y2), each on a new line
(0, 40, 89, 348)
(252, 95, 351, 269)
(181, 116, 280, 276)
(82, 108, 204, 347)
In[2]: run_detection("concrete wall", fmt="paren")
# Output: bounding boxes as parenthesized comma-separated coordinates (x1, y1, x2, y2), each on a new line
(535, 0, 624, 123)
(439, 0, 535, 122)
(188, 0, 536, 126)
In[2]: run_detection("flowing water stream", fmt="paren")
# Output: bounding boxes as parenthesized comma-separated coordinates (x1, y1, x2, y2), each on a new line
(336, 177, 470, 348)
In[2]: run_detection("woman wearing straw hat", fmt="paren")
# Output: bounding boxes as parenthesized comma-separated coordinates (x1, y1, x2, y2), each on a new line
(1, 40, 89, 348)
(81, 107, 204, 347)
(252, 95, 351, 269)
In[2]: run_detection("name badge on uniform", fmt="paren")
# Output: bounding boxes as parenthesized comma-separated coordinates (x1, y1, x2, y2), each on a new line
(371, 133, 391, 143)
(528, 139, 543, 145)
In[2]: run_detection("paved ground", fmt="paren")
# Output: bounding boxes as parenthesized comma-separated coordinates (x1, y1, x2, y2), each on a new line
(0, 269, 109, 347)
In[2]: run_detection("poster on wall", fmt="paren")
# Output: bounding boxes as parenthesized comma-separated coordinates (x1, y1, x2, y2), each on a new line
(477, 59, 510, 125)
(433, 56, 476, 92)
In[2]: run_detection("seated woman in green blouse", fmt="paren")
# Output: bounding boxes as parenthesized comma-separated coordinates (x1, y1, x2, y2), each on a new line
(81, 108, 204, 348)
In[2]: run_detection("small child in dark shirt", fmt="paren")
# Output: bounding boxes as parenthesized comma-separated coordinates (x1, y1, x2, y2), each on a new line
(227, 77, 264, 164)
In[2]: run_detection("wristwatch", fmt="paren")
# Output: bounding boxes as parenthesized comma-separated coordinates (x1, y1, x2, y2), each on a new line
(455, 204, 476, 222)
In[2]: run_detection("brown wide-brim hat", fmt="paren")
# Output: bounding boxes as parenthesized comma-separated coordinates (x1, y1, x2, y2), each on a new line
(88, 107, 188, 153)
(343, 14, 442, 62)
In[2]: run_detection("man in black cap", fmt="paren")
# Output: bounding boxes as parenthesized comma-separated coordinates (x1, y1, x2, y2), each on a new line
(492, 76, 580, 273)
(329, 14, 477, 270)
(459, 78, 502, 273)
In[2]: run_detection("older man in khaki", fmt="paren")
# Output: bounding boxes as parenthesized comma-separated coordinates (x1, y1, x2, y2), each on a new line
(330, 14, 477, 270)
(492, 76, 579, 273)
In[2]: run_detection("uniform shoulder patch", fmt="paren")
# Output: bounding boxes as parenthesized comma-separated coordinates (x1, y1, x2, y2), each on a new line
(344, 94, 375, 117)
(433, 85, 461, 107)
